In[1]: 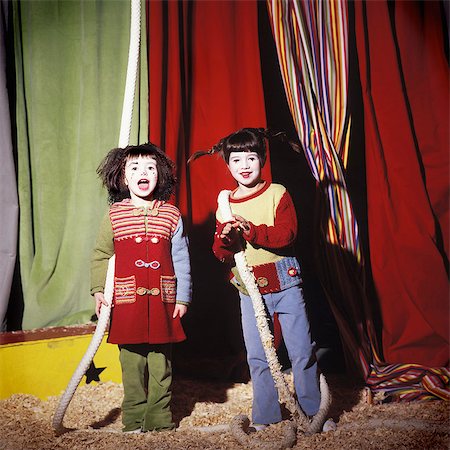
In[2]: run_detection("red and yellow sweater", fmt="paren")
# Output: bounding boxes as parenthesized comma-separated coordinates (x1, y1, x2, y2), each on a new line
(213, 182, 302, 295)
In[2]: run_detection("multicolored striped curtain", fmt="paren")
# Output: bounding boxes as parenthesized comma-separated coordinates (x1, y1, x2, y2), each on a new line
(266, 0, 374, 379)
(266, 0, 360, 262)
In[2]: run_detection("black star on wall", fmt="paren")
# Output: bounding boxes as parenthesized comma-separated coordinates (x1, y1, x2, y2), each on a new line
(84, 361, 106, 384)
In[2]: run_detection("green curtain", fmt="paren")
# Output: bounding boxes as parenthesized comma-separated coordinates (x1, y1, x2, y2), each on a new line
(13, 0, 148, 329)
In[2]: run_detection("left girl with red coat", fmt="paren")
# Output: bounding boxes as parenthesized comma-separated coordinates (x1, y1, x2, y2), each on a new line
(90, 143, 192, 433)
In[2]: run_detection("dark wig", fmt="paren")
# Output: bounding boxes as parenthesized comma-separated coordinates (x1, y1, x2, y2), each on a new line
(188, 127, 301, 165)
(97, 142, 176, 203)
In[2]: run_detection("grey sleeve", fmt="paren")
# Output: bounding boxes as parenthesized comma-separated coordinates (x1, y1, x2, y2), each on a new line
(171, 217, 192, 305)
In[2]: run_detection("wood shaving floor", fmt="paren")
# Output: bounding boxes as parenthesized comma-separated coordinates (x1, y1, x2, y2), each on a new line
(0, 373, 448, 449)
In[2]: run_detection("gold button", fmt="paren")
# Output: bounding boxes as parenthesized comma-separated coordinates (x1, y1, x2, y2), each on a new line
(151, 237, 159, 244)
(149, 209, 159, 216)
(136, 287, 147, 296)
(150, 288, 160, 296)
(257, 277, 269, 287)
(135, 237, 143, 243)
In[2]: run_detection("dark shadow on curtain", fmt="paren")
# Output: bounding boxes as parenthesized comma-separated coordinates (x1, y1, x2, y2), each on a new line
(6, 261, 24, 331)
(346, 0, 383, 354)
(3, 1, 23, 330)
(313, 184, 378, 376)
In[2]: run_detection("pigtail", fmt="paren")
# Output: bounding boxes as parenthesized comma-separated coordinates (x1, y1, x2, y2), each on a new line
(187, 148, 214, 164)
(187, 139, 225, 164)
(261, 128, 302, 154)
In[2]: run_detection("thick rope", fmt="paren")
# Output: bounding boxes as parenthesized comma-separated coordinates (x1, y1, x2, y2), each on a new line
(118, 0, 141, 148)
(218, 190, 331, 444)
(52, 0, 141, 434)
(52, 255, 115, 435)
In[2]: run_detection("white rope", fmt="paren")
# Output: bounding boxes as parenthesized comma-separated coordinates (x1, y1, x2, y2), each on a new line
(52, 256, 115, 434)
(53, 0, 141, 434)
(118, 0, 141, 148)
(217, 190, 331, 437)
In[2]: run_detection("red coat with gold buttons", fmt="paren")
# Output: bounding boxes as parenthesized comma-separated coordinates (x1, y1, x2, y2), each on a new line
(107, 199, 186, 344)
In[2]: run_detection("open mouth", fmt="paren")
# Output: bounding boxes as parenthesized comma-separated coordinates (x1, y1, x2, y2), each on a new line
(240, 172, 252, 179)
(137, 179, 150, 189)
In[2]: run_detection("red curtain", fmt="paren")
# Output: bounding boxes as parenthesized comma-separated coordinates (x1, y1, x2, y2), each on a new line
(146, 0, 269, 359)
(147, 0, 270, 225)
(355, 1, 449, 367)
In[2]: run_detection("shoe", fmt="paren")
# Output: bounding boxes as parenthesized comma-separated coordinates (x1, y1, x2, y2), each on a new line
(141, 423, 176, 433)
(142, 427, 175, 433)
(248, 423, 268, 433)
(322, 418, 337, 432)
(123, 428, 141, 434)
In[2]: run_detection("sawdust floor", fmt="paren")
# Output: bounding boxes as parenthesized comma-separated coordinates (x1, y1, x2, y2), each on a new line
(0, 373, 448, 449)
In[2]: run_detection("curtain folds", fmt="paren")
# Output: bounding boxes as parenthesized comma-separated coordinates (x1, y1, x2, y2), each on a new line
(13, 0, 148, 329)
(354, 0, 448, 370)
(266, 0, 375, 377)
(267, 0, 359, 260)
(267, 0, 449, 399)
(0, 0, 18, 331)
(354, 0, 449, 401)
(147, 0, 268, 356)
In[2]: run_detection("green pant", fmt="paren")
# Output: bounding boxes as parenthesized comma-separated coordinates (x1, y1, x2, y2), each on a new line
(119, 343, 175, 432)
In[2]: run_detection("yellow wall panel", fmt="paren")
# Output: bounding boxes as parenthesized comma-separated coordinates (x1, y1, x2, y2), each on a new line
(0, 333, 122, 400)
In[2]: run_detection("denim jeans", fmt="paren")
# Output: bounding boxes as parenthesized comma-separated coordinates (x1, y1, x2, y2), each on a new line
(119, 343, 175, 432)
(239, 285, 321, 424)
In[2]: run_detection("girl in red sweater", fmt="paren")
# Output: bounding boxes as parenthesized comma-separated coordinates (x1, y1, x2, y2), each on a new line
(191, 128, 320, 430)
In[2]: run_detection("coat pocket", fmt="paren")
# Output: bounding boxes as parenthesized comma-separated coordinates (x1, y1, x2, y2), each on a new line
(114, 275, 137, 304)
(160, 275, 177, 303)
